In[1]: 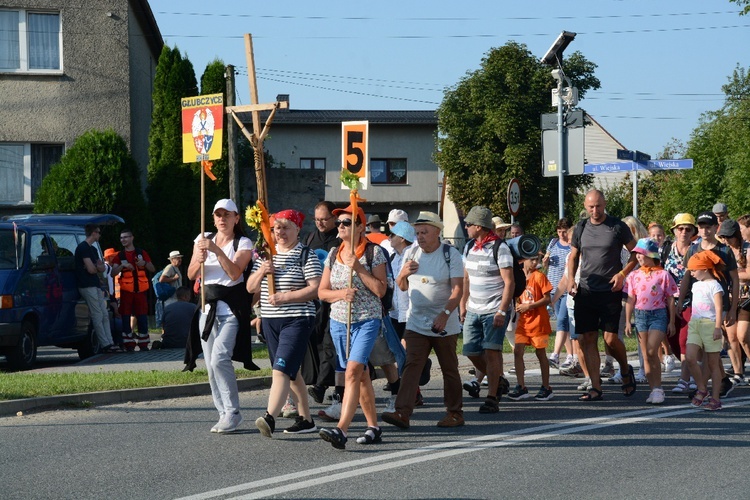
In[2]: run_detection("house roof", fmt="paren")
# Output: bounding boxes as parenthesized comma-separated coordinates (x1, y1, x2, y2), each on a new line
(131, 0, 164, 59)
(242, 109, 438, 126)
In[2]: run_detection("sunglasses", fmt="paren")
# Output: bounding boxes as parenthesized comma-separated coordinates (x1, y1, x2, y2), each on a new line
(335, 219, 353, 227)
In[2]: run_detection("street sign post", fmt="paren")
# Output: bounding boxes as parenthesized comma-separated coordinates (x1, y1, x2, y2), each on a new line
(507, 178, 521, 222)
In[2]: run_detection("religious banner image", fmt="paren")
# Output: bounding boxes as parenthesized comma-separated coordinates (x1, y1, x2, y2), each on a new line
(181, 93, 224, 163)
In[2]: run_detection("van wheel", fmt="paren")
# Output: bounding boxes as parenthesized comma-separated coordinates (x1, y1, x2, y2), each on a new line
(77, 323, 100, 360)
(6, 320, 38, 371)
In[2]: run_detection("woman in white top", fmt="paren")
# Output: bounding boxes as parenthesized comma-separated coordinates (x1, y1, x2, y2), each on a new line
(187, 199, 254, 434)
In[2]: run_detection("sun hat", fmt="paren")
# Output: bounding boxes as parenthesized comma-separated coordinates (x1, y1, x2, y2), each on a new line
(387, 209, 409, 224)
(670, 213, 696, 233)
(103, 248, 117, 260)
(367, 214, 382, 225)
(168, 250, 183, 260)
(464, 206, 494, 229)
(332, 204, 366, 225)
(413, 211, 444, 230)
(213, 199, 238, 214)
(390, 221, 416, 243)
(632, 238, 660, 259)
(492, 216, 511, 230)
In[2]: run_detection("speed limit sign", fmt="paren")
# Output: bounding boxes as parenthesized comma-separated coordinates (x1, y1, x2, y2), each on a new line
(507, 178, 521, 217)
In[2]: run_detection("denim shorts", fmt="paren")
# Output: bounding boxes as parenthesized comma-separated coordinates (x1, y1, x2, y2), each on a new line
(634, 308, 668, 334)
(554, 296, 570, 332)
(462, 311, 508, 356)
(330, 318, 380, 370)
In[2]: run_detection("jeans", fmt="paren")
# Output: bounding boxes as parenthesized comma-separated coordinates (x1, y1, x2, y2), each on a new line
(79, 287, 113, 348)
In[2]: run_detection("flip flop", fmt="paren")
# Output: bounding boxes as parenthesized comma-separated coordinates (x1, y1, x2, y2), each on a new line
(579, 387, 603, 401)
(621, 364, 637, 397)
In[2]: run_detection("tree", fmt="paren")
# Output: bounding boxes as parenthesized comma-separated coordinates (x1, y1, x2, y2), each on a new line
(34, 129, 149, 236)
(436, 42, 599, 238)
(730, 0, 750, 15)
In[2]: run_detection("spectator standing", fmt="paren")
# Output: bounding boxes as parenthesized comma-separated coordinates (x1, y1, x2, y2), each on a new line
(567, 189, 638, 401)
(713, 203, 729, 224)
(460, 206, 514, 413)
(112, 228, 155, 351)
(75, 224, 118, 353)
(366, 214, 388, 245)
(155, 286, 196, 349)
(380, 209, 409, 256)
(382, 212, 465, 429)
(492, 216, 511, 239)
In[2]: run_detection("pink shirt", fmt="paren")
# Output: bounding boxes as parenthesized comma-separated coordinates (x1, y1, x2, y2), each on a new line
(624, 268, 679, 311)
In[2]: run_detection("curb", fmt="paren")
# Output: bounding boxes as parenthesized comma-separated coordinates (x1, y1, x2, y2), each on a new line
(0, 376, 272, 417)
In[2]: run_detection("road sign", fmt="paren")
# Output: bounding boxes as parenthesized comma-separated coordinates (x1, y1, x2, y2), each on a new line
(635, 150, 651, 163)
(507, 178, 521, 217)
(616, 149, 633, 161)
(584, 161, 633, 174)
(584, 159, 694, 174)
(643, 159, 693, 170)
(542, 126, 585, 176)
(341, 121, 369, 189)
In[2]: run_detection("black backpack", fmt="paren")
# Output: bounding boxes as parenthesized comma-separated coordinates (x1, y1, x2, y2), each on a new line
(465, 238, 526, 299)
(330, 242, 394, 313)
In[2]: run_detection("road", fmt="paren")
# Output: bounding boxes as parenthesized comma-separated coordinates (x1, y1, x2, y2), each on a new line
(2, 374, 749, 499)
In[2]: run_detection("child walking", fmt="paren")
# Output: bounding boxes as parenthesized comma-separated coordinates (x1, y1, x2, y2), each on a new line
(684, 251, 726, 411)
(624, 238, 679, 404)
(508, 253, 554, 401)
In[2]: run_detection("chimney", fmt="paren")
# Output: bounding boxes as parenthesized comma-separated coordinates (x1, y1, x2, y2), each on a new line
(276, 94, 289, 110)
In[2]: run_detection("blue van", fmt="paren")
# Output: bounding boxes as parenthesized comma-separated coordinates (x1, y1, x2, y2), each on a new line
(0, 214, 123, 370)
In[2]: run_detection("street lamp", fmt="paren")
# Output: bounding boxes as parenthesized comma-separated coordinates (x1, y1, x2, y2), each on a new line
(541, 31, 576, 219)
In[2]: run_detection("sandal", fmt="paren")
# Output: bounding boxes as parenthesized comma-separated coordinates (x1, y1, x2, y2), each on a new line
(579, 387, 603, 401)
(356, 426, 383, 445)
(621, 364, 637, 397)
(691, 389, 708, 408)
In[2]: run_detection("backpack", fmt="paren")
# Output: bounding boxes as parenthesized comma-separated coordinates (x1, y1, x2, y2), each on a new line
(465, 238, 526, 299)
(152, 269, 176, 301)
(330, 242, 394, 313)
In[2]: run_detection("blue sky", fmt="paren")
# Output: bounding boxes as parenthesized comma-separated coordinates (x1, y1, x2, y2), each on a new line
(149, 0, 749, 159)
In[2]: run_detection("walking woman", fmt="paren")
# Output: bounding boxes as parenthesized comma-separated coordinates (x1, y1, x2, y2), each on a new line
(248, 209, 322, 437)
(317, 204, 387, 449)
(187, 199, 255, 433)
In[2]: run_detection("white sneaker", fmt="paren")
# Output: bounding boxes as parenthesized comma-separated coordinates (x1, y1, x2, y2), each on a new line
(732, 374, 748, 386)
(210, 412, 226, 433)
(688, 378, 698, 390)
(281, 397, 298, 418)
(650, 388, 665, 404)
(608, 371, 623, 384)
(318, 395, 342, 422)
(384, 395, 396, 413)
(560, 355, 574, 369)
(672, 379, 690, 393)
(480, 378, 489, 386)
(663, 355, 676, 373)
(635, 371, 648, 384)
(577, 377, 592, 392)
(215, 412, 243, 433)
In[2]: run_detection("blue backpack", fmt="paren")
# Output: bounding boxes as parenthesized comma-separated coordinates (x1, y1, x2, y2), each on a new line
(152, 269, 176, 301)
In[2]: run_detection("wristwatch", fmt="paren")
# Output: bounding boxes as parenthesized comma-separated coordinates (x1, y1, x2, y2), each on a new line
(497, 310, 507, 316)
(443, 309, 451, 315)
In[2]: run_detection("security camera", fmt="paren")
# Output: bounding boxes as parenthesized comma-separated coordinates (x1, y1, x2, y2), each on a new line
(551, 69, 563, 82)
(541, 31, 576, 66)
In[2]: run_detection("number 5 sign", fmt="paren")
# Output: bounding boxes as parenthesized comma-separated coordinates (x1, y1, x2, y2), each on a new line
(342, 121, 369, 189)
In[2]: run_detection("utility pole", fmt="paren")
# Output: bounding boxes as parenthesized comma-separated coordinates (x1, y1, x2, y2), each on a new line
(225, 64, 240, 205)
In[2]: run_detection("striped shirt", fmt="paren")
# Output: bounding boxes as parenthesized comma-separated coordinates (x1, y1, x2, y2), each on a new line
(252, 243, 322, 318)
(545, 238, 570, 293)
(464, 240, 514, 315)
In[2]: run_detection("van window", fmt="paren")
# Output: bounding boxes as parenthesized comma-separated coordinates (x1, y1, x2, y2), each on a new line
(49, 232, 77, 271)
(30, 234, 49, 265)
(0, 229, 26, 269)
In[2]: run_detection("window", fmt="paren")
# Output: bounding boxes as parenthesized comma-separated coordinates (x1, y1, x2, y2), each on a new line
(370, 158, 407, 184)
(0, 143, 64, 204)
(0, 10, 62, 72)
(299, 158, 326, 170)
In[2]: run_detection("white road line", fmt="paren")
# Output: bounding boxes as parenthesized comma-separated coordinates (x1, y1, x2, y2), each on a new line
(175, 396, 750, 500)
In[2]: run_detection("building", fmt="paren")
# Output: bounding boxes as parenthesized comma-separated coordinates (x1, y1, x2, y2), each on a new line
(240, 95, 439, 235)
(0, 0, 163, 214)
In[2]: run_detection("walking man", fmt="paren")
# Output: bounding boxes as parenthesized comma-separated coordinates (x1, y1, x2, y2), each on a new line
(382, 211, 465, 429)
(567, 189, 637, 401)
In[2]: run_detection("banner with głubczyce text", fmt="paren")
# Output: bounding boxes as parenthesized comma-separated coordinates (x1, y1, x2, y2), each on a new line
(182, 93, 224, 163)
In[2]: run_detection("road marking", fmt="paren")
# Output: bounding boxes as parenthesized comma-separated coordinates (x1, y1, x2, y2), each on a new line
(176, 396, 750, 500)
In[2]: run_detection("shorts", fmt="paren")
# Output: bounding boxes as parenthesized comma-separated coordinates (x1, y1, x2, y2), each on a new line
(462, 310, 508, 356)
(119, 290, 148, 316)
(573, 288, 622, 335)
(565, 296, 579, 340)
(330, 318, 380, 370)
(634, 308, 668, 334)
(369, 326, 396, 366)
(687, 318, 723, 353)
(514, 332, 550, 350)
(262, 316, 314, 379)
(553, 296, 570, 332)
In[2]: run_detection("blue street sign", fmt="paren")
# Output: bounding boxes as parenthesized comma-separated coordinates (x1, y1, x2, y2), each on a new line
(584, 159, 693, 174)
(616, 149, 633, 161)
(584, 161, 633, 174)
(642, 159, 693, 170)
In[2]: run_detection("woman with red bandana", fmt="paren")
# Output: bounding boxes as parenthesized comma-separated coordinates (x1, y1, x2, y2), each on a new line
(248, 209, 323, 437)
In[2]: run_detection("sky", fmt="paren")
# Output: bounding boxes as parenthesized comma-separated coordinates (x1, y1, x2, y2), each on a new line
(149, 0, 750, 160)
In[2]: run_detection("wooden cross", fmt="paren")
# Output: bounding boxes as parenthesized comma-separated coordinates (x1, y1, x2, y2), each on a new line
(225, 33, 288, 209)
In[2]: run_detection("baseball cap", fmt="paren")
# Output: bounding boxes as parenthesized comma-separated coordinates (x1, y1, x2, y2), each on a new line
(696, 211, 718, 226)
(387, 209, 408, 224)
(717, 219, 740, 238)
(213, 199, 238, 214)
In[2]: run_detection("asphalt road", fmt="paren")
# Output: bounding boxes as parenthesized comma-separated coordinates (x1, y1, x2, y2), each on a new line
(2, 374, 749, 499)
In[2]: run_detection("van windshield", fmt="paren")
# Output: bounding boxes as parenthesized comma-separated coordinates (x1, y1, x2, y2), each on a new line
(0, 229, 26, 269)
